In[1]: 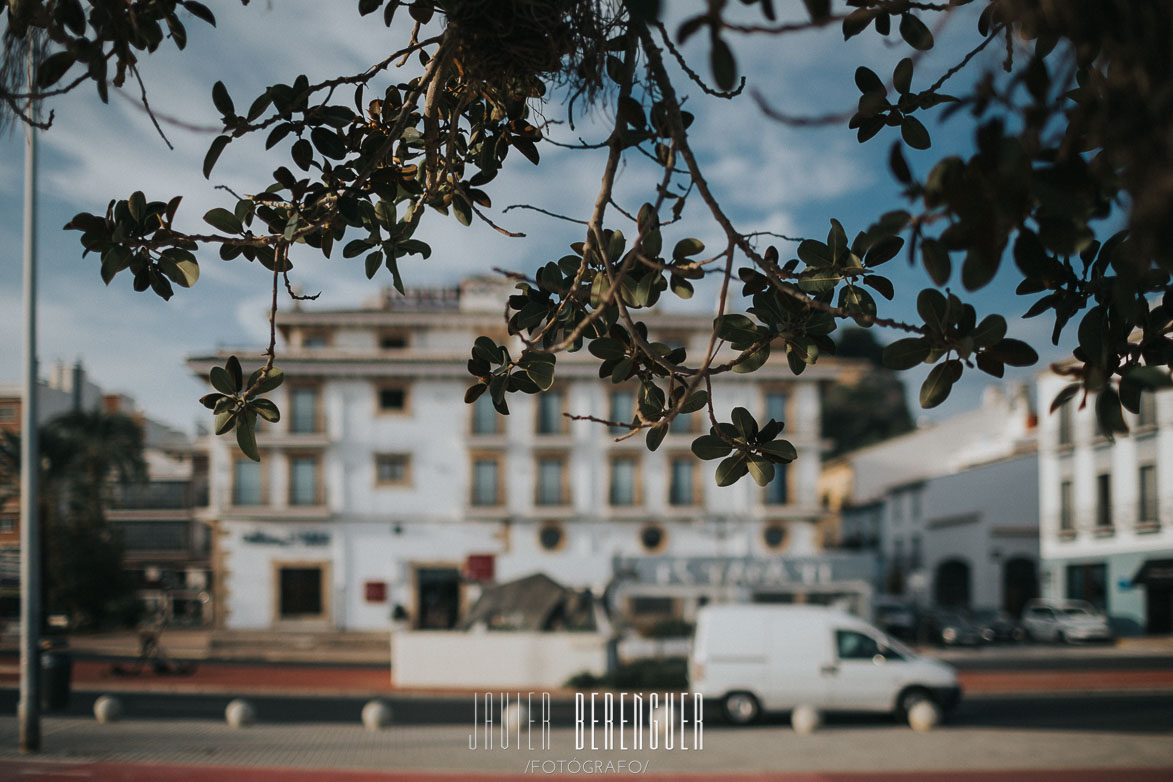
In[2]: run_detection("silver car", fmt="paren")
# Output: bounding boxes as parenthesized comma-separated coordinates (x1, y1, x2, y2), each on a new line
(1021, 599, 1112, 643)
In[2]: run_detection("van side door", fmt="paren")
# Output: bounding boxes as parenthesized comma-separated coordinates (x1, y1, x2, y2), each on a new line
(824, 628, 905, 712)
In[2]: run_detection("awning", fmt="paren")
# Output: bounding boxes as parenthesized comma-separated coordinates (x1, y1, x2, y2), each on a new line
(1131, 559, 1173, 586)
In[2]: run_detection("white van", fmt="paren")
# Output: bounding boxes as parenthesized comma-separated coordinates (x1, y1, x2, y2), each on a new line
(690, 604, 960, 726)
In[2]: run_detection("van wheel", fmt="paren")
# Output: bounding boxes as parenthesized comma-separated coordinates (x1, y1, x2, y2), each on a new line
(722, 692, 760, 725)
(1055, 630, 1067, 644)
(895, 687, 933, 722)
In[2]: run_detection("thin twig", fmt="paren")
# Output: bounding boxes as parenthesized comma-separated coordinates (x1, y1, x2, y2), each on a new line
(129, 65, 173, 150)
(502, 204, 589, 226)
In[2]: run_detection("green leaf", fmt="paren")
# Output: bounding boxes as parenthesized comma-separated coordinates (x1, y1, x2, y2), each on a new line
(673, 237, 705, 259)
(182, 1, 216, 26)
(473, 336, 504, 364)
(679, 391, 708, 414)
(1049, 383, 1080, 414)
(747, 456, 776, 487)
(646, 424, 667, 452)
(760, 439, 797, 462)
(236, 411, 260, 461)
(251, 398, 281, 423)
(212, 80, 234, 116)
(157, 256, 200, 288)
(691, 434, 732, 461)
(1094, 387, 1128, 440)
(100, 247, 132, 285)
(588, 337, 626, 361)
(249, 367, 285, 393)
(865, 235, 904, 267)
(920, 360, 960, 409)
(917, 289, 947, 330)
(36, 51, 75, 88)
(986, 338, 1038, 367)
(733, 343, 770, 374)
(210, 366, 236, 395)
(1123, 366, 1172, 389)
(203, 135, 230, 178)
(854, 66, 885, 97)
(716, 454, 748, 487)
(893, 57, 913, 94)
(214, 409, 235, 436)
(899, 13, 934, 50)
(882, 337, 930, 370)
(311, 127, 347, 160)
(972, 314, 1007, 348)
(921, 239, 951, 286)
(204, 207, 243, 234)
(797, 239, 832, 267)
(901, 115, 931, 150)
(526, 360, 556, 392)
(710, 37, 737, 91)
(226, 356, 243, 392)
(731, 407, 757, 440)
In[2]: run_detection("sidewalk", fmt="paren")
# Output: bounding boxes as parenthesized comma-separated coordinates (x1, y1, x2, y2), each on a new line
(1, 716, 1172, 778)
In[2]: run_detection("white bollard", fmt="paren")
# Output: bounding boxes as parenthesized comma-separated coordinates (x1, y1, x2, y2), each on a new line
(502, 700, 528, 734)
(907, 699, 941, 732)
(93, 695, 123, 724)
(362, 699, 393, 731)
(790, 704, 821, 735)
(225, 698, 256, 728)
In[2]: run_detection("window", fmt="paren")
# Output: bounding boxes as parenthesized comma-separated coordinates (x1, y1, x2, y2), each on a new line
(278, 566, 324, 619)
(836, 630, 884, 660)
(0, 517, 15, 534)
(289, 455, 320, 506)
(377, 385, 408, 413)
(535, 455, 568, 506)
(764, 462, 788, 505)
(1065, 563, 1107, 611)
(115, 520, 187, 552)
(764, 389, 788, 424)
(470, 393, 501, 435)
(668, 456, 696, 506)
(302, 332, 329, 348)
(471, 455, 503, 507)
(1059, 480, 1074, 533)
(639, 525, 666, 552)
(0, 405, 15, 422)
(609, 456, 639, 506)
(1139, 465, 1158, 525)
(609, 390, 634, 434)
(668, 411, 695, 435)
(289, 386, 319, 434)
(1138, 391, 1158, 428)
(1057, 403, 1073, 447)
(375, 453, 411, 486)
(1095, 473, 1112, 529)
(232, 457, 263, 506)
(763, 524, 786, 550)
(538, 524, 565, 551)
(536, 390, 566, 435)
(379, 331, 408, 350)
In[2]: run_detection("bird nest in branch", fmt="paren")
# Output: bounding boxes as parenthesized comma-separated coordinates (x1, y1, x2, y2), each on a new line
(443, 0, 626, 104)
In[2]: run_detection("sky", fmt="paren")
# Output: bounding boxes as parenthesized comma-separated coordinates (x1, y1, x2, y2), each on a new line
(0, 1, 1077, 436)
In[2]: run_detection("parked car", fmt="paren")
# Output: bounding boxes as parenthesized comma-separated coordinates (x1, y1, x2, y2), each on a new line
(873, 597, 917, 642)
(925, 608, 984, 646)
(970, 607, 1026, 643)
(689, 604, 961, 728)
(1020, 599, 1113, 643)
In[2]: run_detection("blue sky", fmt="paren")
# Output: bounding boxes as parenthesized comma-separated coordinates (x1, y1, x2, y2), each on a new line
(0, 1, 1076, 434)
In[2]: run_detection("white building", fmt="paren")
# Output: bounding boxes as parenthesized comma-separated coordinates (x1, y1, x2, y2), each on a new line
(188, 279, 856, 632)
(1036, 372, 1173, 634)
(821, 385, 1039, 614)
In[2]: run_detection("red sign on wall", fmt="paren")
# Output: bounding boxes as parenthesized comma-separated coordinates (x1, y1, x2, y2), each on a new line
(463, 554, 495, 583)
(364, 581, 387, 603)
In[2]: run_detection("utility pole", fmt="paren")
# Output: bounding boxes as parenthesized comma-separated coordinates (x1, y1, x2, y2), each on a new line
(19, 40, 42, 754)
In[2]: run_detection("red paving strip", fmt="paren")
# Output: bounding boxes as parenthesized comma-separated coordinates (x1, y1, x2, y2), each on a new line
(1, 761, 1173, 781)
(957, 669, 1173, 694)
(4, 663, 1173, 697)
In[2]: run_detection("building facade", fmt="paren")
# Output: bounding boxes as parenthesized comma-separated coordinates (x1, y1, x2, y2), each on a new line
(189, 279, 853, 632)
(1036, 372, 1173, 634)
(821, 385, 1039, 613)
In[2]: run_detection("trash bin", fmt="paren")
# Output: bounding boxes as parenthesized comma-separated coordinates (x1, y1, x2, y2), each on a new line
(40, 649, 72, 711)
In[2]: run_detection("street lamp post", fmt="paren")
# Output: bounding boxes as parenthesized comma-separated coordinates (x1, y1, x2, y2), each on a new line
(19, 42, 42, 754)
